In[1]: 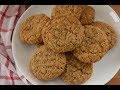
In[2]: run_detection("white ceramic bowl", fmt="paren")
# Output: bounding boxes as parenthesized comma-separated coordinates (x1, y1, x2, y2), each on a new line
(12, 5, 120, 85)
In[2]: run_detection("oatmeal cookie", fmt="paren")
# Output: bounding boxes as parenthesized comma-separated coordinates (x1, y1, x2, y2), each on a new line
(51, 5, 83, 19)
(80, 6, 95, 25)
(91, 21, 116, 49)
(61, 52, 93, 85)
(29, 45, 66, 80)
(36, 42, 44, 48)
(73, 25, 109, 63)
(42, 16, 85, 53)
(20, 14, 50, 44)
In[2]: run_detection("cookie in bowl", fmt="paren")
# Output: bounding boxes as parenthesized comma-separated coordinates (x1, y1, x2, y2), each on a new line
(29, 45, 66, 80)
(73, 25, 109, 63)
(20, 14, 50, 44)
(61, 52, 93, 85)
(42, 16, 85, 53)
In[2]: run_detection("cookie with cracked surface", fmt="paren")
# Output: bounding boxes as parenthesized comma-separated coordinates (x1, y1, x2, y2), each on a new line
(80, 6, 95, 25)
(29, 45, 66, 80)
(20, 14, 50, 44)
(51, 5, 83, 19)
(61, 52, 93, 85)
(91, 21, 116, 49)
(73, 25, 109, 63)
(36, 42, 44, 48)
(42, 16, 85, 53)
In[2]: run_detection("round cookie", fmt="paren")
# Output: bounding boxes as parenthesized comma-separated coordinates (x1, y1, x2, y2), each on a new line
(91, 21, 116, 49)
(73, 25, 109, 63)
(80, 6, 95, 25)
(29, 45, 66, 80)
(20, 14, 50, 44)
(51, 5, 83, 19)
(42, 16, 85, 53)
(61, 52, 93, 85)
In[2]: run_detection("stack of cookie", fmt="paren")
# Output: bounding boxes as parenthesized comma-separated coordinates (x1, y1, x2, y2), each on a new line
(19, 5, 116, 85)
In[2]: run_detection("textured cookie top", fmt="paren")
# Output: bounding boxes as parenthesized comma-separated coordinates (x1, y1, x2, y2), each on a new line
(80, 6, 95, 25)
(51, 5, 83, 19)
(36, 42, 44, 48)
(42, 16, 85, 53)
(61, 52, 93, 85)
(20, 14, 50, 44)
(91, 21, 116, 49)
(73, 25, 109, 63)
(29, 45, 66, 80)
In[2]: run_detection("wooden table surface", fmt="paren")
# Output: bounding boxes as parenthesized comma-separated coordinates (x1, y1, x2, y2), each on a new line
(106, 5, 120, 85)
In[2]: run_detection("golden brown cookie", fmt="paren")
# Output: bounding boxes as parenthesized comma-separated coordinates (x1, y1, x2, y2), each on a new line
(29, 45, 66, 80)
(42, 16, 85, 53)
(80, 6, 95, 25)
(20, 14, 50, 44)
(73, 25, 109, 63)
(51, 5, 83, 19)
(91, 21, 116, 49)
(61, 52, 93, 85)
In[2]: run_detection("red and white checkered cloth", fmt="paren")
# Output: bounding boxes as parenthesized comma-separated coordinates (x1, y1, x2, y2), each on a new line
(0, 5, 31, 85)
